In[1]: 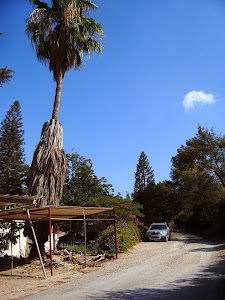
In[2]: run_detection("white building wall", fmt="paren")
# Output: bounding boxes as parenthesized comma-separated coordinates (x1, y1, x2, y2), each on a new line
(3, 229, 59, 257)
(4, 228, 32, 258)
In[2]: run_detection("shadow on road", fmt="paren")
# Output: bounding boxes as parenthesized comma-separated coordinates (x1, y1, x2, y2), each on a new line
(190, 244, 225, 253)
(88, 255, 225, 300)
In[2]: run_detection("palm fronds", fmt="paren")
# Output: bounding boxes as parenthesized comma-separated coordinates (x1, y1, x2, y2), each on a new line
(26, 0, 104, 80)
(0, 67, 15, 88)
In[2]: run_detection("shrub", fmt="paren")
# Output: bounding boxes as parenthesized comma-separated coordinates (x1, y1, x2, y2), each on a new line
(96, 221, 140, 253)
(58, 243, 85, 254)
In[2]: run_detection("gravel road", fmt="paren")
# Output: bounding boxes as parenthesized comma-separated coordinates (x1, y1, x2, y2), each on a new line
(24, 233, 225, 300)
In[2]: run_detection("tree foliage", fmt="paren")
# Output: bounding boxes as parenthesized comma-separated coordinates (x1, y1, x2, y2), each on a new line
(0, 67, 14, 88)
(0, 101, 28, 195)
(26, 0, 104, 80)
(26, 0, 104, 120)
(0, 221, 24, 254)
(133, 151, 154, 197)
(0, 101, 28, 253)
(87, 195, 144, 222)
(0, 33, 14, 88)
(60, 151, 145, 247)
(85, 194, 144, 243)
(131, 127, 225, 236)
(171, 126, 225, 233)
(61, 151, 114, 206)
(96, 221, 140, 253)
(172, 126, 225, 187)
(134, 180, 179, 227)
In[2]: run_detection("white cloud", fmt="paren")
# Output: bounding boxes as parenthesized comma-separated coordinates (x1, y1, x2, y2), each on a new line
(182, 90, 216, 110)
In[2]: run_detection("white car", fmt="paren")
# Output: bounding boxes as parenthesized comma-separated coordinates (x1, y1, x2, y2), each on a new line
(146, 222, 171, 242)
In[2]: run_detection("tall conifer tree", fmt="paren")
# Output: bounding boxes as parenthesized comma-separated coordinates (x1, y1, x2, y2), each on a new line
(0, 101, 27, 194)
(134, 151, 154, 196)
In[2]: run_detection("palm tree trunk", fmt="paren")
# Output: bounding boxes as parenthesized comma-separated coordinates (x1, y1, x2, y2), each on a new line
(27, 119, 67, 257)
(29, 119, 67, 207)
(52, 73, 63, 120)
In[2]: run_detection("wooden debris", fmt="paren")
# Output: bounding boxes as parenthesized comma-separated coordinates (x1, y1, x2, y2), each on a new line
(105, 253, 115, 260)
(62, 249, 70, 256)
(51, 249, 115, 267)
(71, 257, 83, 265)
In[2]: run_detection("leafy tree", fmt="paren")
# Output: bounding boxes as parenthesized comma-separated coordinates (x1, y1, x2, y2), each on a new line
(134, 180, 179, 227)
(60, 192, 144, 247)
(60, 154, 145, 245)
(0, 101, 28, 195)
(172, 126, 225, 187)
(171, 126, 225, 233)
(133, 151, 154, 197)
(0, 221, 25, 254)
(0, 33, 14, 88)
(26, 0, 104, 120)
(87, 195, 144, 222)
(61, 152, 114, 206)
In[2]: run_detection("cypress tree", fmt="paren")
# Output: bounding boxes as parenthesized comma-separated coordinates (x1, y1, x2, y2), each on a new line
(134, 151, 155, 196)
(0, 100, 26, 195)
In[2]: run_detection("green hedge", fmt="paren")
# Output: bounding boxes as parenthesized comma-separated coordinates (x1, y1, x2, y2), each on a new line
(96, 221, 140, 253)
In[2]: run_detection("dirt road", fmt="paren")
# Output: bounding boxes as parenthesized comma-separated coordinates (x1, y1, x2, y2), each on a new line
(23, 233, 225, 300)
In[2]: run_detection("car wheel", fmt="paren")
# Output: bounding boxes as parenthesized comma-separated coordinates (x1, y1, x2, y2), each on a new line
(168, 234, 171, 241)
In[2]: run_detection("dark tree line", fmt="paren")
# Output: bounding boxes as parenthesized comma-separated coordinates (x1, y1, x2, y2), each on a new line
(133, 126, 225, 236)
(171, 126, 225, 234)
(1, 101, 225, 250)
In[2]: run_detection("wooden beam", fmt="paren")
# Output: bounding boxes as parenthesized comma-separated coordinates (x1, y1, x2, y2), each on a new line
(0, 195, 38, 206)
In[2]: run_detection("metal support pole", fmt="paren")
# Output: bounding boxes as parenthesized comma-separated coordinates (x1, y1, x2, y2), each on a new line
(19, 227, 21, 257)
(26, 209, 46, 277)
(113, 209, 118, 259)
(48, 207, 53, 276)
(11, 222, 13, 275)
(53, 224, 56, 251)
(82, 209, 87, 268)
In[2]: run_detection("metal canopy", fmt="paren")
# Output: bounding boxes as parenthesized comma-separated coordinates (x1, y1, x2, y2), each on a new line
(0, 205, 114, 221)
(0, 195, 38, 210)
(0, 205, 117, 277)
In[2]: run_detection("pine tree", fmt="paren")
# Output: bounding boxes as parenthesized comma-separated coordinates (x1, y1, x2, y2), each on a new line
(0, 100, 27, 195)
(134, 151, 154, 196)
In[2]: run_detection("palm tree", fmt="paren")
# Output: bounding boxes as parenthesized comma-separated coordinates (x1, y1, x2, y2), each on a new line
(0, 33, 14, 87)
(26, 0, 104, 208)
(25, 1, 104, 256)
(26, 0, 104, 120)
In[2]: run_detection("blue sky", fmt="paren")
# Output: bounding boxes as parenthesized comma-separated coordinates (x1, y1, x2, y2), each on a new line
(1, 0, 225, 197)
